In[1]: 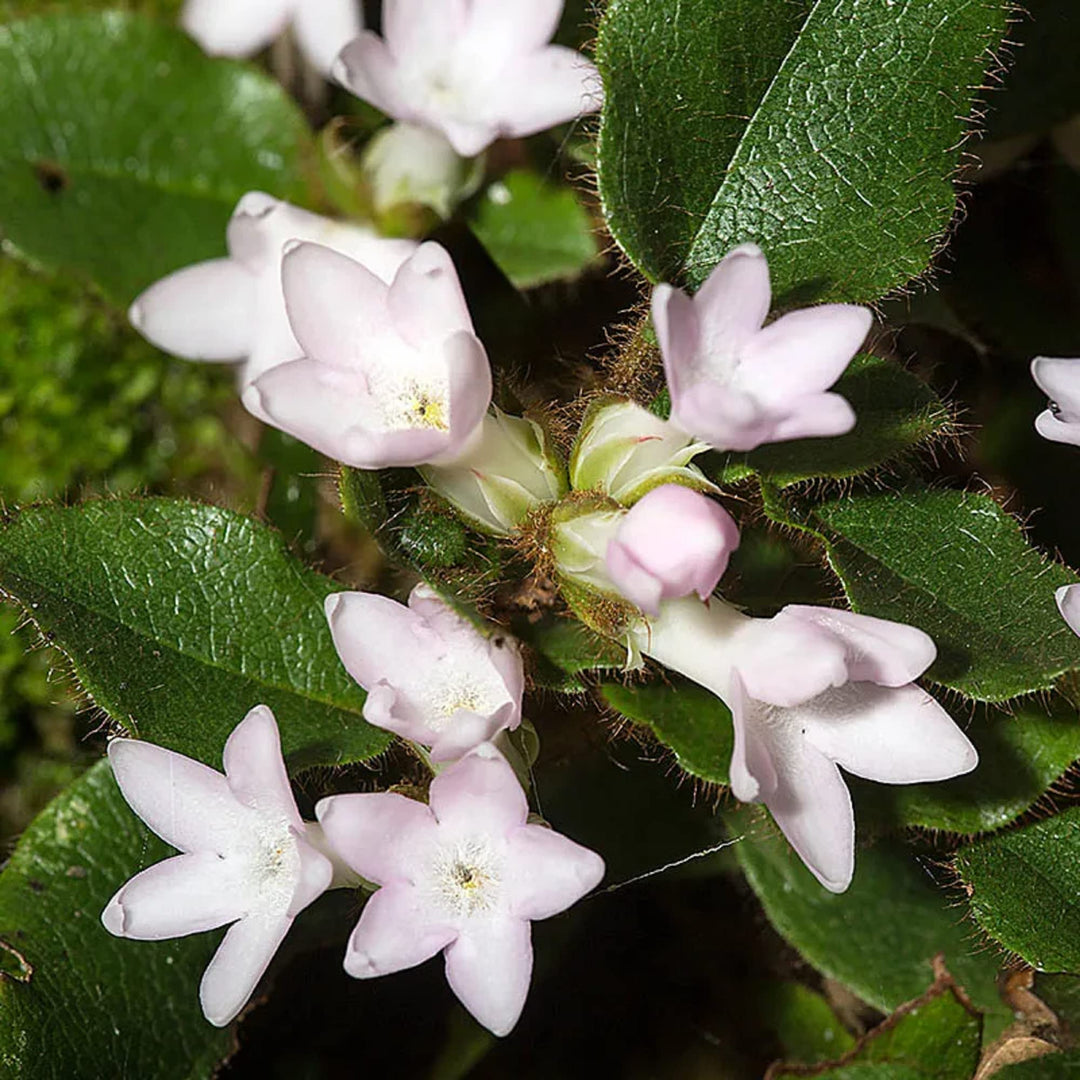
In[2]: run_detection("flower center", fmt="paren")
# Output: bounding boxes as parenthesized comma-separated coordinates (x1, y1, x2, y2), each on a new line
(431, 838, 501, 917)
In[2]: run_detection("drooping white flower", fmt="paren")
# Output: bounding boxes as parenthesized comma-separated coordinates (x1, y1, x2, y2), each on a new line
(129, 192, 416, 402)
(652, 244, 872, 453)
(1031, 356, 1080, 446)
(334, 0, 603, 158)
(317, 742, 604, 1035)
(633, 599, 978, 892)
(182, 0, 362, 76)
(325, 584, 525, 761)
(101, 706, 335, 1026)
(245, 240, 492, 468)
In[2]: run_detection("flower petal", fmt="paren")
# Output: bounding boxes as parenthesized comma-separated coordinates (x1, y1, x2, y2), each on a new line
(102, 852, 244, 940)
(494, 46, 604, 139)
(316, 791, 438, 885)
(767, 391, 856, 442)
(281, 241, 391, 365)
(1058, 584, 1080, 636)
(288, 835, 334, 916)
(129, 259, 255, 362)
(465, 0, 563, 55)
(735, 616, 851, 708)
(728, 672, 779, 803)
(740, 305, 871, 403)
(803, 682, 978, 784)
(181, 0, 289, 57)
(429, 744, 528, 836)
(222, 705, 301, 826)
(1036, 408, 1080, 446)
(652, 284, 701, 407)
(1032, 356, 1080, 422)
(344, 884, 457, 978)
(439, 330, 494, 461)
(444, 914, 533, 1037)
(383, 0, 468, 64)
(774, 606, 937, 686)
(387, 242, 475, 349)
(503, 824, 604, 921)
(199, 911, 293, 1027)
(291, 0, 363, 76)
(333, 32, 411, 120)
(107, 739, 247, 853)
(428, 702, 518, 764)
(694, 243, 771, 354)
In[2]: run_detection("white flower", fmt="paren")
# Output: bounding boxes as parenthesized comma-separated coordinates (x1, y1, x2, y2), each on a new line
(325, 584, 525, 762)
(317, 743, 604, 1035)
(633, 599, 977, 892)
(334, 0, 603, 158)
(1031, 356, 1080, 446)
(129, 192, 416, 408)
(182, 0, 362, 76)
(101, 706, 334, 1026)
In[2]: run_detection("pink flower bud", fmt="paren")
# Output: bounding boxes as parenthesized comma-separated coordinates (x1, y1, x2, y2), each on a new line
(604, 485, 739, 615)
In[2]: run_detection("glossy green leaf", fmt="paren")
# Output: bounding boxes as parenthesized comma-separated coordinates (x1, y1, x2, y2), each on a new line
(770, 976, 981, 1080)
(856, 698, 1080, 834)
(0, 12, 313, 304)
(995, 1050, 1080, 1079)
(470, 170, 598, 289)
(600, 675, 732, 785)
(808, 489, 1080, 701)
(0, 760, 229, 1079)
(596, 0, 1008, 300)
(706, 356, 951, 488)
(731, 807, 1005, 1018)
(757, 982, 855, 1065)
(956, 806, 1080, 973)
(0, 498, 391, 769)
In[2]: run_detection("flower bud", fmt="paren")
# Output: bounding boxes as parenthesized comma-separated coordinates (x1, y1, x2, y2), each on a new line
(606, 485, 739, 615)
(421, 408, 568, 536)
(568, 398, 714, 505)
(362, 121, 484, 225)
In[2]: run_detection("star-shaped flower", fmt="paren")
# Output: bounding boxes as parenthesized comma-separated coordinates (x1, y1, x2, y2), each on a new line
(633, 599, 977, 892)
(334, 0, 603, 158)
(317, 743, 604, 1035)
(101, 706, 334, 1026)
(1031, 356, 1080, 446)
(652, 244, 872, 453)
(130, 192, 416, 406)
(325, 584, 524, 761)
(244, 239, 491, 468)
(182, 0, 362, 76)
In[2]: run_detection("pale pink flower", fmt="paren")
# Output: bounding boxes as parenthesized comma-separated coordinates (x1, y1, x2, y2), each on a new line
(325, 584, 524, 761)
(244, 240, 492, 468)
(129, 193, 416, 401)
(605, 484, 739, 615)
(633, 599, 977, 892)
(1032, 357, 1080, 446)
(1056, 583, 1080, 634)
(317, 743, 604, 1035)
(652, 244, 872, 452)
(101, 707, 334, 1026)
(334, 0, 603, 158)
(182, 0, 362, 75)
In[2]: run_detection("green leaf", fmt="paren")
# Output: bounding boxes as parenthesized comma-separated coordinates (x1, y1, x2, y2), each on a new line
(0, 498, 391, 769)
(856, 699, 1080, 835)
(956, 806, 1080, 973)
(805, 489, 1080, 702)
(770, 974, 981, 1080)
(0, 12, 313, 305)
(519, 615, 625, 693)
(756, 982, 855, 1064)
(600, 675, 733, 785)
(706, 356, 951, 488)
(596, 0, 1008, 301)
(470, 170, 598, 289)
(732, 807, 1006, 1018)
(0, 760, 230, 1079)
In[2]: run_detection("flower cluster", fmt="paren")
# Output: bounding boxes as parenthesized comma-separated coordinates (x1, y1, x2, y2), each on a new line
(105, 0, 999, 1041)
(104, 588, 604, 1034)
